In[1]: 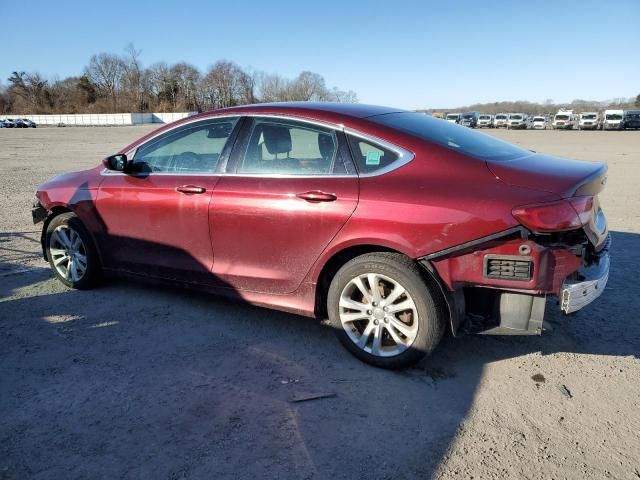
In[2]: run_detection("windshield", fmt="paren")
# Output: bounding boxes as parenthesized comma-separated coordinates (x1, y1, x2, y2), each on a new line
(370, 112, 532, 162)
(533, 117, 545, 122)
(510, 115, 523, 120)
(625, 112, 640, 119)
(462, 114, 474, 119)
(606, 114, 622, 120)
(479, 116, 490, 120)
(495, 115, 507, 120)
(446, 115, 459, 120)
(555, 115, 569, 121)
(582, 114, 596, 120)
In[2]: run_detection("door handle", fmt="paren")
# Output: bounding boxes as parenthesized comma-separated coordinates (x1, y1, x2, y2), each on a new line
(176, 185, 206, 194)
(296, 191, 337, 203)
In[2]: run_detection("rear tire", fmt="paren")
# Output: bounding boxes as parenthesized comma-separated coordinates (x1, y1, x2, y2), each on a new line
(327, 253, 446, 369)
(45, 212, 100, 289)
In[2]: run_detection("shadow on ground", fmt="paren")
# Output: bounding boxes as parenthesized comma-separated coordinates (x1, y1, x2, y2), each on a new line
(0, 231, 638, 479)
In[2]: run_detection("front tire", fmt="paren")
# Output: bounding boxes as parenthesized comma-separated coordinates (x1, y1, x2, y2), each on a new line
(45, 212, 100, 289)
(327, 253, 446, 369)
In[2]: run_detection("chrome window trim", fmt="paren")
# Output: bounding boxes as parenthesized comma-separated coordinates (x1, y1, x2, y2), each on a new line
(100, 112, 414, 179)
(344, 128, 415, 178)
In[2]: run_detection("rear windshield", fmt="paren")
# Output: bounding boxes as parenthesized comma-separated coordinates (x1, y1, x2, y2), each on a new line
(370, 112, 532, 162)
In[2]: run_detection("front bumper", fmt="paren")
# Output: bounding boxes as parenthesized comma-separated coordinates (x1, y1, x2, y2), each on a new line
(560, 252, 610, 314)
(32, 201, 47, 224)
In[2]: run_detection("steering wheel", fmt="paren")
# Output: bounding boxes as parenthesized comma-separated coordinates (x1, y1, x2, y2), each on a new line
(172, 151, 201, 172)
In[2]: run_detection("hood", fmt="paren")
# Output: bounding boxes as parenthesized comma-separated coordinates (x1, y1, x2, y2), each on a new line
(37, 166, 103, 193)
(486, 153, 607, 198)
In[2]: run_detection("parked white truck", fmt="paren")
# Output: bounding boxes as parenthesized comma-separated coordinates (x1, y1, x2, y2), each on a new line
(477, 114, 493, 128)
(507, 113, 528, 129)
(578, 112, 601, 130)
(602, 109, 624, 130)
(494, 113, 509, 128)
(552, 110, 577, 130)
(531, 116, 547, 129)
(446, 113, 461, 124)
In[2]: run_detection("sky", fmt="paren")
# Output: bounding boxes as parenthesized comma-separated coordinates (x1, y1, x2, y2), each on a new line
(2, 0, 639, 109)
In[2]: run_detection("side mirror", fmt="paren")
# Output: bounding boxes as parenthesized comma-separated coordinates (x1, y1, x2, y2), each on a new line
(103, 154, 128, 172)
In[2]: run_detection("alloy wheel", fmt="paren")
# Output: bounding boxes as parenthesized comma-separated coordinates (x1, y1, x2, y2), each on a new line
(49, 225, 88, 282)
(339, 273, 419, 357)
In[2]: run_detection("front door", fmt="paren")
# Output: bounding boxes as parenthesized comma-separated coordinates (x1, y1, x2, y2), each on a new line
(210, 116, 359, 294)
(96, 117, 240, 283)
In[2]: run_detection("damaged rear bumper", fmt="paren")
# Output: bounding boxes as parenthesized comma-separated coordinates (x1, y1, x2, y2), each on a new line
(560, 252, 609, 314)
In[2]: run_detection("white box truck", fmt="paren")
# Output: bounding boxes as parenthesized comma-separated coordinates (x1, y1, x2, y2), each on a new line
(603, 109, 624, 130)
(578, 112, 601, 130)
(446, 113, 461, 124)
(552, 110, 577, 130)
(494, 113, 509, 128)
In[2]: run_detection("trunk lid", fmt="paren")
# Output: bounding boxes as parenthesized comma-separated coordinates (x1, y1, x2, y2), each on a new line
(487, 153, 609, 248)
(486, 153, 607, 198)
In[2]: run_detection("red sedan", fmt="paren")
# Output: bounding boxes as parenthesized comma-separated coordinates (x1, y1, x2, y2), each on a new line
(32, 103, 610, 368)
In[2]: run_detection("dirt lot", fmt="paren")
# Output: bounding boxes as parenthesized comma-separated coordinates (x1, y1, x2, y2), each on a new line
(1, 126, 639, 480)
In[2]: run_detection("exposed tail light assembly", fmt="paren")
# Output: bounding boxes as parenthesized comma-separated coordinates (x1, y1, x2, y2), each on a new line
(512, 196, 594, 233)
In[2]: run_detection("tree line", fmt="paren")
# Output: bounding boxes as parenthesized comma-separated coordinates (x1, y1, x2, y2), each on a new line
(422, 96, 640, 115)
(0, 44, 358, 115)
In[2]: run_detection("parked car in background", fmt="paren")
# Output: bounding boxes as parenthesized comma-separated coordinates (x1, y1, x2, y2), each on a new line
(622, 110, 640, 130)
(30, 102, 611, 368)
(16, 118, 37, 128)
(7, 118, 29, 128)
(531, 116, 547, 130)
(603, 110, 624, 130)
(446, 113, 461, 124)
(432, 112, 445, 120)
(494, 113, 509, 128)
(507, 113, 528, 129)
(552, 110, 577, 130)
(477, 114, 493, 128)
(461, 112, 480, 128)
(1, 119, 16, 128)
(578, 112, 601, 130)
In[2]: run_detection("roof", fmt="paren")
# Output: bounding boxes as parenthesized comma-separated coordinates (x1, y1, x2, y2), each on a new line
(210, 102, 406, 119)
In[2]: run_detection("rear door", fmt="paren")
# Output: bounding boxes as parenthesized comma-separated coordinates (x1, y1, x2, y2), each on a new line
(209, 116, 359, 294)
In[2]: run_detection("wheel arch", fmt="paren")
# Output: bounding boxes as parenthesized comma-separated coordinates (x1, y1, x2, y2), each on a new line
(313, 244, 456, 334)
(40, 206, 73, 261)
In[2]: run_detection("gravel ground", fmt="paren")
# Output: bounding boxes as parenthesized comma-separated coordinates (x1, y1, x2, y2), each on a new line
(1, 126, 639, 480)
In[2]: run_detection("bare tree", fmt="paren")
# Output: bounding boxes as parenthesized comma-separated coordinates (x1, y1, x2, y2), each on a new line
(84, 53, 126, 111)
(7, 71, 51, 111)
(289, 71, 328, 101)
(171, 62, 201, 111)
(329, 87, 358, 103)
(123, 43, 146, 111)
(3, 50, 359, 113)
(201, 60, 252, 109)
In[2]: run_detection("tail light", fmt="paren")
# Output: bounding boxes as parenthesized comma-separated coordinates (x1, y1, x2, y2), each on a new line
(512, 196, 593, 232)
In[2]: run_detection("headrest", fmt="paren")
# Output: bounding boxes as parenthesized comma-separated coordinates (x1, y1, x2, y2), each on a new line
(262, 125, 292, 155)
(318, 134, 335, 160)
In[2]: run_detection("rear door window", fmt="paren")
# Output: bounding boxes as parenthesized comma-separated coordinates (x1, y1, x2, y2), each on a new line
(236, 118, 344, 175)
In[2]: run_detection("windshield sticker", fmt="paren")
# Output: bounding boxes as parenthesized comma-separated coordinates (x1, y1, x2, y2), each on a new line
(365, 150, 382, 165)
